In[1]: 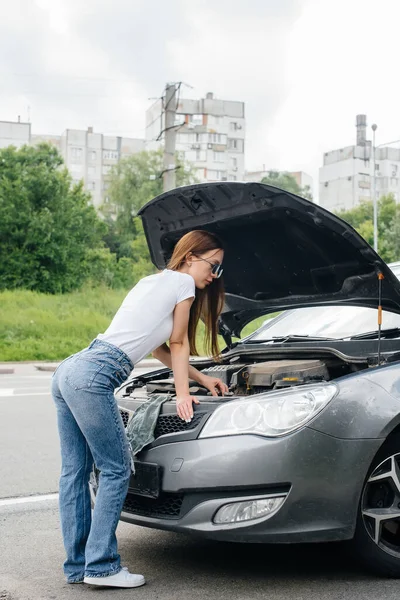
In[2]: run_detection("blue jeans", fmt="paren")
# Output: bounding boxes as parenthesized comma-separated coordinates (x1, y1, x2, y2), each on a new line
(51, 339, 134, 583)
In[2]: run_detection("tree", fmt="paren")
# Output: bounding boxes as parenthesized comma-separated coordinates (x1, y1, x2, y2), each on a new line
(101, 149, 198, 265)
(385, 215, 400, 262)
(335, 194, 400, 262)
(107, 148, 198, 216)
(0, 143, 106, 293)
(261, 170, 313, 201)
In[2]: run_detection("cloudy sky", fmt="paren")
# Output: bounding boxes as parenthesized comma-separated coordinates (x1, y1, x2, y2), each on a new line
(1, 0, 400, 198)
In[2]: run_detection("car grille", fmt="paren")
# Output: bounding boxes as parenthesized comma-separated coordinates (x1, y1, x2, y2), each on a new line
(154, 412, 205, 437)
(120, 408, 131, 428)
(123, 491, 184, 519)
(119, 408, 206, 439)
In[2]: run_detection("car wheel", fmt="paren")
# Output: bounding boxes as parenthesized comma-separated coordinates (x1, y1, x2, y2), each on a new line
(352, 435, 400, 576)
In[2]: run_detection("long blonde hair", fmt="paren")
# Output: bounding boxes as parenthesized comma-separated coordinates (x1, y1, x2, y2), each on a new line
(167, 230, 225, 359)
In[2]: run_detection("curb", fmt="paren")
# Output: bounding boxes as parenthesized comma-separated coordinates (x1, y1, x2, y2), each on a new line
(0, 357, 208, 374)
(34, 360, 163, 373)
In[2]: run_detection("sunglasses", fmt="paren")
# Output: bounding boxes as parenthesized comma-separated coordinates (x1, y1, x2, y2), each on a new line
(193, 256, 224, 278)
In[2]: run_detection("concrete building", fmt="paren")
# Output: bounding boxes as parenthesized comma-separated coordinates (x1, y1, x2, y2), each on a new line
(319, 114, 400, 212)
(1, 119, 144, 208)
(0, 119, 31, 149)
(244, 169, 314, 197)
(146, 92, 245, 183)
(56, 128, 144, 207)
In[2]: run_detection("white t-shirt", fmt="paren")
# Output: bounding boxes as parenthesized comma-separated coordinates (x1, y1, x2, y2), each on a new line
(97, 269, 196, 365)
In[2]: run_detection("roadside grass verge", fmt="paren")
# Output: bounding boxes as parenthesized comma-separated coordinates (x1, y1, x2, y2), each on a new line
(0, 288, 273, 362)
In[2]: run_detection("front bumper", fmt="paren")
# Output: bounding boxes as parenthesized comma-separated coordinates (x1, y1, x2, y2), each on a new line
(91, 426, 382, 543)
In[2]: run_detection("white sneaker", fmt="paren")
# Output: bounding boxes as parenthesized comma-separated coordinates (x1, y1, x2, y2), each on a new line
(84, 567, 145, 588)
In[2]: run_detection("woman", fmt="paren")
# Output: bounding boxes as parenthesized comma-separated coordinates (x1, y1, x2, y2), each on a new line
(51, 230, 228, 589)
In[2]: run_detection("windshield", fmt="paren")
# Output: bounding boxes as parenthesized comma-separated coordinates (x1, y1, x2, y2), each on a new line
(247, 263, 400, 341)
(248, 306, 400, 341)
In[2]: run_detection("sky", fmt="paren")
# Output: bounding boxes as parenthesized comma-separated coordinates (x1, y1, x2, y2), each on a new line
(1, 0, 400, 198)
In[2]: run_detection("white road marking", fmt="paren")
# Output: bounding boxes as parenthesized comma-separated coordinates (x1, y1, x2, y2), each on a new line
(0, 391, 52, 398)
(4, 386, 50, 392)
(0, 375, 52, 379)
(0, 389, 13, 396)
(0, 492, 59, 507)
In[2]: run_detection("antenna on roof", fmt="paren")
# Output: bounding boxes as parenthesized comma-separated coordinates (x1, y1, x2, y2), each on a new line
(377, 272, 384, 364)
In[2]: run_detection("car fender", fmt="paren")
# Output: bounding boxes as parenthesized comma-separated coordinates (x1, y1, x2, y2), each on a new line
(308, 365, 400, 439)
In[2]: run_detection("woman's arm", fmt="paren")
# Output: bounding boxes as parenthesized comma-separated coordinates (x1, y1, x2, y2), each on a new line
(152, 343, 205, 385)
(154, 301, 229, 418)
(168, 298, 198, 422)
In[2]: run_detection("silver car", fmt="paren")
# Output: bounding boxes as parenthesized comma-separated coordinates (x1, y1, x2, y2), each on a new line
(91, 182, 400, 577)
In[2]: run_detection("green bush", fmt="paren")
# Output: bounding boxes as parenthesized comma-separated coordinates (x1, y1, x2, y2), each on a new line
(84, 247, 118, 288)
(0, 287, 126, 361)
(83, 249, 156, 290)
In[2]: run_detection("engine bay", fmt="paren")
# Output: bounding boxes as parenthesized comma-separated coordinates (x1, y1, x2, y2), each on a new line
(124, 352, 366, 399)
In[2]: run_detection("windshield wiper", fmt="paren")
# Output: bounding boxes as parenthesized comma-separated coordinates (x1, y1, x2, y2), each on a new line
(347, 327, 400, 341)
(245, 335, 338, 344)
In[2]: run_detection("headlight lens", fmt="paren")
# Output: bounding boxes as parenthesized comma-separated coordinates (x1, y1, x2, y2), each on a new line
(199, 383, 337, 439)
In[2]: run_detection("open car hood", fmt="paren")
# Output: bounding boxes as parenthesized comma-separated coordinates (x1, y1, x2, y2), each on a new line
(138, 182, 400, 339)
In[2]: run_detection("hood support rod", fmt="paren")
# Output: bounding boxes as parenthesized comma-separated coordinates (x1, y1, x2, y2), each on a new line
(378, 272, 384, 364)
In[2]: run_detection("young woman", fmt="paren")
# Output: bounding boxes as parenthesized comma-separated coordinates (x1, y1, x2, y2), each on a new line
(51, 229, 228, 589)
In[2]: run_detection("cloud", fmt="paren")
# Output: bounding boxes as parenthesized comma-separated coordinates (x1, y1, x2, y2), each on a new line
(2, 0, 399, 201)
(0, 0, 301, 142)
(0, 0, 151, 135)
(167, 0, 303, 164)
(259, 0, 400, 196)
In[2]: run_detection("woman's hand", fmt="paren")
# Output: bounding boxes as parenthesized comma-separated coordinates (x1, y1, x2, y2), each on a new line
(176, 394, 200, 422)
(199, 374, 229, 397)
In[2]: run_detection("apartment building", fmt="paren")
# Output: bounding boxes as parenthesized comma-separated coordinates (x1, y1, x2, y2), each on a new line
(146, 92, 245, 183)
(0, 119, 31, 149)
(319, 114, 400, 212)
(0, 119, 144, 207)
(56, 128, 144, 207)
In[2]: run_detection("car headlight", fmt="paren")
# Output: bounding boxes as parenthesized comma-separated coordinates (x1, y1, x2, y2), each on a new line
(199, 383, 337, 439)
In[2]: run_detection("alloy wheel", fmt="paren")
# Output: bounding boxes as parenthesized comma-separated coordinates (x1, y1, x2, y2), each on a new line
(362, 452, 400, 558)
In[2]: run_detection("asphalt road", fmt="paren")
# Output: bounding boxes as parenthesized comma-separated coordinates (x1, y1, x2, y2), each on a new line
(1, 364, 400, 599)
(0, 363, 153, 498)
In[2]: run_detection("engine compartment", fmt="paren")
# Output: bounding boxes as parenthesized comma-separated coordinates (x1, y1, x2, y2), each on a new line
(130, 353, 365, 398)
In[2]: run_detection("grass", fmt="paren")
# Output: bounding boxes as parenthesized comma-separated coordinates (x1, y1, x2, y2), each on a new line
(0, 287, 127, 361)
(0, 287, 274, 362)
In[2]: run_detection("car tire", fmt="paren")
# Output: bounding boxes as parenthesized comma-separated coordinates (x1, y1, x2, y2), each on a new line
(352, 434, 400, 577)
